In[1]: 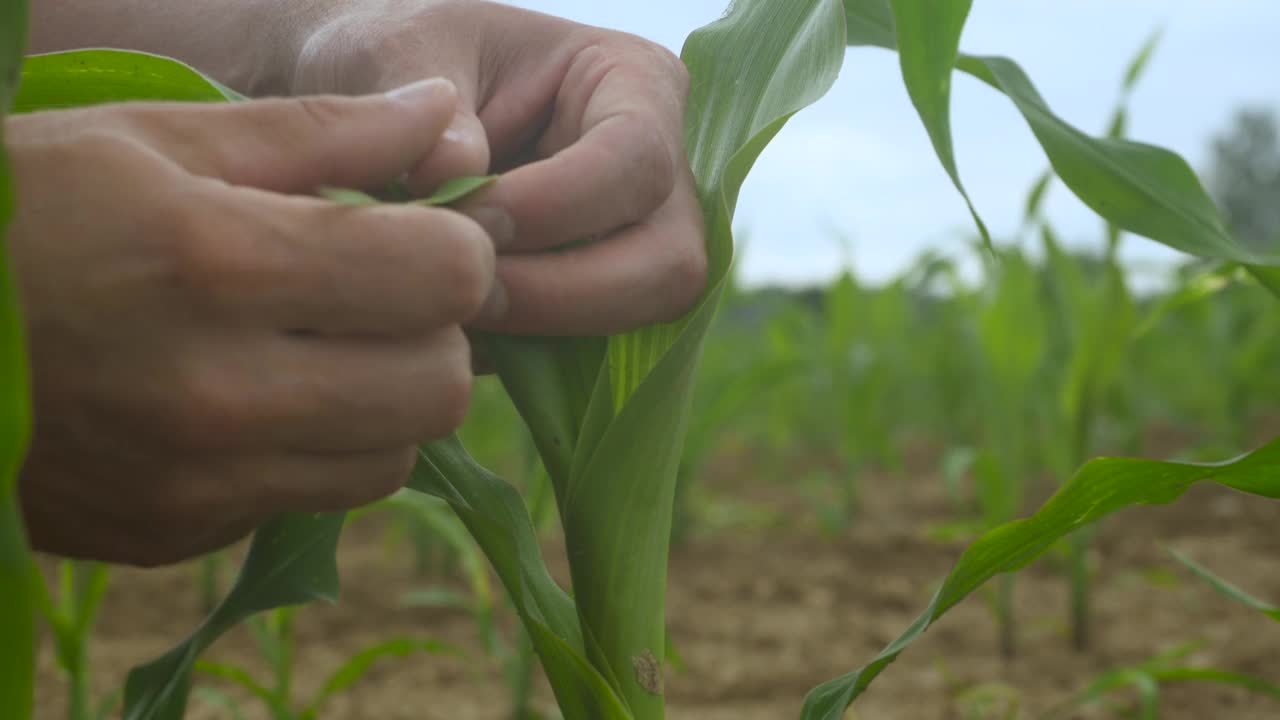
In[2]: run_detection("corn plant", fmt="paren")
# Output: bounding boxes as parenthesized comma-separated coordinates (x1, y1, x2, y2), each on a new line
(32, 561, 116, 720)
(193, 605, 453, 720)
(1168, 547, 1280, 624)
(0, 2, 35, 719)
(802, 0, 1280, 715)
(1050, 640, 1280, 719)
(1024, 31, 1169, 652)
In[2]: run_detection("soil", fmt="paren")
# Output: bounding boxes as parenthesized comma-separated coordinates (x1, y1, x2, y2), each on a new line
(31, 447, 1280, 720)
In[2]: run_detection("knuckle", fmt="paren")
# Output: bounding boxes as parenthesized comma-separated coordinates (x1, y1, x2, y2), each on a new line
(69, 130, 146, 164)
(360, 447, 419, 504)
(637, 128, 678, 213)
(166, 360, 245, 447)
(614, 34, 689, 101)
(290, 95, 353, 135)
(601, 123, 675, 225)
(647, 42, 690, 96)
(656, 236, 709, 324)
(162, 207, 260, 309)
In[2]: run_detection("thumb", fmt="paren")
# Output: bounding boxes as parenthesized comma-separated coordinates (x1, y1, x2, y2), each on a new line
(145, 78, 461, 194)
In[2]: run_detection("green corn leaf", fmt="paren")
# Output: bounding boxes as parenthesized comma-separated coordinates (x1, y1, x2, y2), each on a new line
(1021, 169, 1053, 226)
(1167, 547, 1280, 622)
(843, 0, 895, 48)
(1134, 262, 1238, 338)
(410, 438, 630, 720)
(488, 334, 607, 495)
(801, 438, 1280, 718)
(315, 187, 380, 206)
(1250, 266, 1280, 299)
(0, 0, 34, 718)
(1150, 668, 1280, 700)
(192, 661, 278, 711)
(1055, 664, 1280, 719)
(603, 0, 847, 408)
(844, 0, 1277, 267)
(1121, 27, 1165, 94)
(122, 512, 346, 720)
(319, 176, 496, 209)
(549, 4, 847, 716)
(887, 0, 991, 250)
(13, 49, 243, 112)
(954, 54, 1259, 261)
(303, 637, 457, 719)
(415, 176, 496, 206)
(191, 688, 247, 720)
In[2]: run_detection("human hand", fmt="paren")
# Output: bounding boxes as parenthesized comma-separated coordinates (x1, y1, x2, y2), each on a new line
(291, 0, 707, 336)
(9, 80, 505, 565)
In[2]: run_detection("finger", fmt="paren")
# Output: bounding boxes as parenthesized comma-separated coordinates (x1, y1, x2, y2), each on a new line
(471, 172, 707, 336)
(123, 78, 461, 193)
(212, 446, 419, 516)
(22, 444, 415, 565)
(164, 328, 475, 453)
(404, 109, 493, 195)
(476, 41, 688, 252)
(177, 183, 502, 336)
(484, 111, 678, 253)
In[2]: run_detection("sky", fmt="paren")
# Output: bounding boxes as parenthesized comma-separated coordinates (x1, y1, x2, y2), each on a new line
(504, 0, 1280, 287)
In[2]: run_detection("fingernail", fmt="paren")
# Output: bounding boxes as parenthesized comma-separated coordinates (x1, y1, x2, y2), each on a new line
(475, 280, 508, 325)
(443, 113, 476, 146)
(386, 77, 456, 104)
(463, 205, 515, 250)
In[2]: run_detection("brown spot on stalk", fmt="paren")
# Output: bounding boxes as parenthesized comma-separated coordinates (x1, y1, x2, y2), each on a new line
(631, 649, 663, 696)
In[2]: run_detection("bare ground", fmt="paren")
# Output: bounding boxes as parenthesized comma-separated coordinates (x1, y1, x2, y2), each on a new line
(32, 449, 1280, 720)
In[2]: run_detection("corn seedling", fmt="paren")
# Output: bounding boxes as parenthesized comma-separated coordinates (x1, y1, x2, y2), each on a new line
(1167, 547, 1280, 624)
(1047, 640, 1280, 719)
(32, 561, 116, 720)
(193, 606, 454, 720)
(0, 1, 35, 717)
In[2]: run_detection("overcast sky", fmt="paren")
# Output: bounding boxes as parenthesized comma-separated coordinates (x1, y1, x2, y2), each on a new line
(505, 1, 1280, 286)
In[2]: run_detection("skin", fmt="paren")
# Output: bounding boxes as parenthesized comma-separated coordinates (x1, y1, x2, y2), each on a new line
(16, 0, 706, 565)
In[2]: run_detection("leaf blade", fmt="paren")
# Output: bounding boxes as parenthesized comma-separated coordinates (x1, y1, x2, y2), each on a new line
(888, 0, 992, 250)
(0, 1, 34, 717)
(801, 439, 1280, 718)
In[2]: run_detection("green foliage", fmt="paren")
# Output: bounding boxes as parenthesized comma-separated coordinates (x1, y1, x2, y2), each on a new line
(1168, 548, 1280, 622)
(0, 1, 34, 718)
(888, 0, 990, 249)
(123, 513, 346, 720)
(1051, 641, 1280, 719)
(33, 562, 113, 720)
(194, 615, 453, 720)
(14, 49, 243, 110)
(846, 0, 1280, 269)
(424, 3, 849, 718)
(802, 439, 1280, 717)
